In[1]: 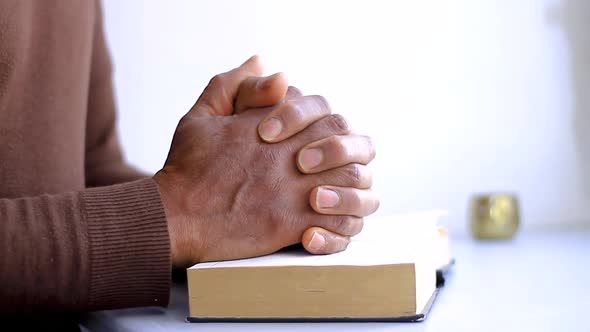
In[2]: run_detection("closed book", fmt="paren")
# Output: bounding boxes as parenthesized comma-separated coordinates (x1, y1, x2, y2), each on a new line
(187, 210, 452, 322)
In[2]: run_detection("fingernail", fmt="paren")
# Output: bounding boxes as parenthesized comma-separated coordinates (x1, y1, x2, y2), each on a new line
(299, 148, 323, 171)
(308, 232, 326, 251)
(259, 117, 283, 141)
(317, 188, 340, 209)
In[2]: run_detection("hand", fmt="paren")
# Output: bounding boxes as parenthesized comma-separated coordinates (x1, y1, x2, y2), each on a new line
(154, 58, 378, 266)
(235, 73, 379, 255)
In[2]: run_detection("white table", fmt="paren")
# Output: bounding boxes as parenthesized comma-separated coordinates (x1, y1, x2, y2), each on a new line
(81, 230, 590, 332)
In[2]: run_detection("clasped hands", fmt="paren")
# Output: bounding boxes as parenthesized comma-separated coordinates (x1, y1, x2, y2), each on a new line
(154, 56, 379, 267)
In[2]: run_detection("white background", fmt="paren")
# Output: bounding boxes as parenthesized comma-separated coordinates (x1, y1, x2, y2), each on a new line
(103, 0, 590, 237)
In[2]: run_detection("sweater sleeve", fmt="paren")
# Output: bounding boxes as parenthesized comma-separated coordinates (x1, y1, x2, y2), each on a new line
(0, 178, 171, 313)
(85, 1, 147, 187)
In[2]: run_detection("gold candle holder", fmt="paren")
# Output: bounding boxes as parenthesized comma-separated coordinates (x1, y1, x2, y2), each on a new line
(469, 193, 520, 240)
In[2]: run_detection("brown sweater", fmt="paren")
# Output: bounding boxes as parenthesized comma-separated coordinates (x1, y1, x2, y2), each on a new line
(0, 0, 171, 315)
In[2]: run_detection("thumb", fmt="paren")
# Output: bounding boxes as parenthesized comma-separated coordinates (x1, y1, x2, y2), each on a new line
(233, 72, 289, 114)
(191, 55, 264, 116)
(301, 227, 351, 255)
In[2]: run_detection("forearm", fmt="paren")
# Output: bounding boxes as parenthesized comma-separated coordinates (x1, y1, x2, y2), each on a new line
(0, 178, 170, 313)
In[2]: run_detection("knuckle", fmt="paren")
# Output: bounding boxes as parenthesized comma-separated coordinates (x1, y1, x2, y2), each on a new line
(356, 218, 365, 235)
(363, 135, 377, 160)
(352, 164, 365, 184)
(342, 164, 363, 187)
(326, 135, 350, 160)
(281, 100, 304, 123)
(364, 167, 374, 188)
(287, 86, 303, 98)
(341, 240, 351, 251)
(373, 197, 381, 213)
(320, 164, 373, 189)
(179, 113, 192, 125)
(177, 113, 199, 131)
(334, 216, 354, 235)
(331, 216, 363, 236)
(326, 114, 350, 134)
(310, 95, 331, 115)
(208, 74, 225, 88)
(348, 189, 363, 210)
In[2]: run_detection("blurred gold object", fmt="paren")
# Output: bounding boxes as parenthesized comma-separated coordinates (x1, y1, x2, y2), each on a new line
(469, 194, 519, 240)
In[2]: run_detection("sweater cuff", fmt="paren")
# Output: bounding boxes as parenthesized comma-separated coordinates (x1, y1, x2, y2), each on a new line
(82, 178, 171, 310)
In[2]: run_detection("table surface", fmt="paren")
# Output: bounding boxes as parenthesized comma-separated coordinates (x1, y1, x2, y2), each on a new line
(81, 230, 590, 332)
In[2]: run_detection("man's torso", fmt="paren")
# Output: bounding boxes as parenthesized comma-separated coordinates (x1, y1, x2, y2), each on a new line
(0, 0, 96, 198)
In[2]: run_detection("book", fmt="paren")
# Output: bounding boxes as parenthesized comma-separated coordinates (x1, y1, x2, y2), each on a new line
(187, 210, 452, 322)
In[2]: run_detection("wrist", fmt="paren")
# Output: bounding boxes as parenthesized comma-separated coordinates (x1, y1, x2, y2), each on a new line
(153, 169, 198, 267)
